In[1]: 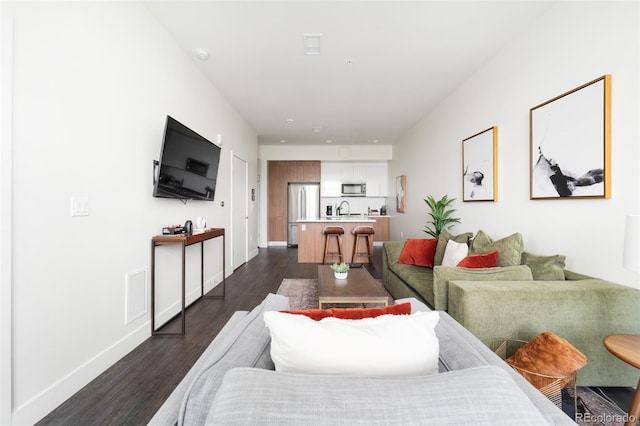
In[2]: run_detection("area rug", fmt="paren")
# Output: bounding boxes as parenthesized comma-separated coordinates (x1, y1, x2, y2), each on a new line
(574, 387, 628, 426)
(275, 278, 629, 425)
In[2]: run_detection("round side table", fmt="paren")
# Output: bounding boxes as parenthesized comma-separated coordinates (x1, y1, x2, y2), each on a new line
(603, 334, 640, 426)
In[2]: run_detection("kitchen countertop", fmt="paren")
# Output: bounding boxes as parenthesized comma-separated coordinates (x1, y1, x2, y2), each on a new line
(298, 215, 389, 223)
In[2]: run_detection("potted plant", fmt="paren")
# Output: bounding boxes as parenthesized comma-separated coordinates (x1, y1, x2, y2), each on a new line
(330, 262, 350, 280)
(423, 195, 461, 238)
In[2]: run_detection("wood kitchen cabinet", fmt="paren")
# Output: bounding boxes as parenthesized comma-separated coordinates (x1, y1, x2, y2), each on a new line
(267, 161, 321, 242)
(372, 216, 390, 242)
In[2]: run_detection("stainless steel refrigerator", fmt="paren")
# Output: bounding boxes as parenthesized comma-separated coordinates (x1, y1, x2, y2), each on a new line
(287, 182, 320, 247)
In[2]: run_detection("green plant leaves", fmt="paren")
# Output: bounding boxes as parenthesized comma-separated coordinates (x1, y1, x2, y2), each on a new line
(424, 195, 461, 238)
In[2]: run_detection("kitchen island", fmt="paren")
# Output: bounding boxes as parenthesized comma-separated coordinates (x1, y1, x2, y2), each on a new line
(297, 216, 389, 263)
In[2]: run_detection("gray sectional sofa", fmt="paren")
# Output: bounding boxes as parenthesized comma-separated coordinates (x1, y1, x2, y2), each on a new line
(382, 233, 640, 386)
(150, 293, 575, 425)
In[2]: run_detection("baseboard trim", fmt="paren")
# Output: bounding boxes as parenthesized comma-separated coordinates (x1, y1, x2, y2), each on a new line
(11, 322, 149, 425)
(268, 241, 287, 247)
(13, 272, 223, 425)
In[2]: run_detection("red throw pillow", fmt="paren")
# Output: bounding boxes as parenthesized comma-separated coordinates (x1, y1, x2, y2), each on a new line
(281, 302, 411, 321)
(457, 250, 499, 268)
(397, 238, 438, 267)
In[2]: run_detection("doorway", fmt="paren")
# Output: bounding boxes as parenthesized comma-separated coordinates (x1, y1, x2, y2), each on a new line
(232, 154, 248, 270)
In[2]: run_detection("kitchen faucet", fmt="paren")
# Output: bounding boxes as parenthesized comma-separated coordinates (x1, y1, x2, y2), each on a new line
(337, 200, 350, 216)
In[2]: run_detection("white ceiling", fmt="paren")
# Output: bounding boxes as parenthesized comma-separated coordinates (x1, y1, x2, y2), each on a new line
(144, 1, 554, 146)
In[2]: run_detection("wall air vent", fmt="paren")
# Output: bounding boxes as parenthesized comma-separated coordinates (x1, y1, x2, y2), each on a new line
(303, 34, 322, 55)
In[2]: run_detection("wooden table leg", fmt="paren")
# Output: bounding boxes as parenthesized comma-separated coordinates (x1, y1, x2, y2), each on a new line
(625, 376, 640, 426)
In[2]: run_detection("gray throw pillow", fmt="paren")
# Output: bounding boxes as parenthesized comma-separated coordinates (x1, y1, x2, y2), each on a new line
(521, 251, 566, 280)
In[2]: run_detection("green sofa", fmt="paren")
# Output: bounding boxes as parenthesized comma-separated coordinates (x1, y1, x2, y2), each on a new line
(382, 240, 534, 310)
(382, 240, 640, 386)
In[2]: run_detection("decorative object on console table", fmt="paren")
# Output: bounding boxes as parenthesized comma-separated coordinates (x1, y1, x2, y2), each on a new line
(530, 75, 611, 199)
(396, 175, 406, 213)
(462, 126, 498, 202)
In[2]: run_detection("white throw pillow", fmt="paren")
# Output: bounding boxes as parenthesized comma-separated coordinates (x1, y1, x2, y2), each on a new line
(441, 239, 469, 266)
(263, 311, 440, 377)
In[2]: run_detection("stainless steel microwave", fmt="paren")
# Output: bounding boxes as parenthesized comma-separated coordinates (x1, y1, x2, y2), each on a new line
(341, 183, 366, 196)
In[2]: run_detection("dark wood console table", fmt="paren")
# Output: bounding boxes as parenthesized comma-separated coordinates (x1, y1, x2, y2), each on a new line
(151, 228, 225, 335)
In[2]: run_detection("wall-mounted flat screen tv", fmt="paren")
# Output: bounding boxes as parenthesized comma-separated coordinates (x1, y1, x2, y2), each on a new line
(153, 116, 221, 201)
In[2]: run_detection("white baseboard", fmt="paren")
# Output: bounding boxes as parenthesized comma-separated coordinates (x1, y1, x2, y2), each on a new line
(11, 322, 149, 425)
(268, 241, 287, 246)
(248, 247, 259, 260)
(12, 271, 223, 425)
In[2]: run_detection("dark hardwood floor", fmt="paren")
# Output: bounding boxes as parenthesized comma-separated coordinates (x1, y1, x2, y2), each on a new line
(37, 247, 634, 425)
(37, 247, 382, 425)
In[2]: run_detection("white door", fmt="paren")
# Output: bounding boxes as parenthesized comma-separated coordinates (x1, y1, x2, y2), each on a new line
(232, 154, 248, 270)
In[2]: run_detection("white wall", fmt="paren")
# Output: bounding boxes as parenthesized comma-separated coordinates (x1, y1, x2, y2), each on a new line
(389, 2, 639, 289)
(1, 2, 258, 424)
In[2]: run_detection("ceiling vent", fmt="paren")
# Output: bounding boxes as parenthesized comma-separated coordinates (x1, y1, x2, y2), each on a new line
(303, 34, 322, 55)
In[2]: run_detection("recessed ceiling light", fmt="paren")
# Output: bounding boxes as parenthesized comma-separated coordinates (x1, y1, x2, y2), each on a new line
(372, 139, 379, 144)
(286, 118, 294, 124)
(303, 34, 322, 55)
(194, 48, 209, 61)
(312, 126, 322, 133)
(326, 140, 333, 144)
(280, 139, 286, 143)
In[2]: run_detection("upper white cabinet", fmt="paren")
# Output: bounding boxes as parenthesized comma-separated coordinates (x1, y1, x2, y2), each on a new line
(365, 164, 388, 197)
(321, 162, 388, 197)
(321, 163, 342, 196)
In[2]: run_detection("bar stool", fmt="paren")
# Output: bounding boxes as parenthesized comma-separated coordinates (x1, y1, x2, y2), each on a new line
(352, 226, 375, 264)
(322, 226, 345, 264)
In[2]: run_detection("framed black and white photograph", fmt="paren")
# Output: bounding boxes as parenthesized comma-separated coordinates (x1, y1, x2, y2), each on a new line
(462, 126, 497, 202)
(530, 75, 611, 199)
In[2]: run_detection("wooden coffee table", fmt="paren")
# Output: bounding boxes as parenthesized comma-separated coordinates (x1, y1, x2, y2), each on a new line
(317, 265, 389, 309)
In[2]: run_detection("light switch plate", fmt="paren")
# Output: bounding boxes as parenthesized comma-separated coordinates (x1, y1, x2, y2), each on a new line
(70, 197, 89, 217)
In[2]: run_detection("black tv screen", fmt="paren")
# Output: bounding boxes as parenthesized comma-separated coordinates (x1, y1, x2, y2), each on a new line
(153, 116, 221, 201)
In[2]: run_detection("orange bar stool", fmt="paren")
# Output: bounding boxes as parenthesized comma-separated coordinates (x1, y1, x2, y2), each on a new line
(351, 226, 375, 264)
(322, 226, 345, 264)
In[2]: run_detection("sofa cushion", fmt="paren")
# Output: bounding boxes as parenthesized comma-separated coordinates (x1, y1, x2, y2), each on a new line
(457, 250, 499, 268)
(388, 262, 435, 306)
(264, 310, 440, 377)
(470, 230, 524, 266)
(397, 238, 438, 267)
(281, 302, 411, 320)
(521, 252, 566, 280)
(383, 240, 406, 266)
(434, 228, 473, 266)
(207, 366, 555, 426)
(441, 239, 469, 266)
(176, 293, 290, 426)
(432, 265, 533, 310)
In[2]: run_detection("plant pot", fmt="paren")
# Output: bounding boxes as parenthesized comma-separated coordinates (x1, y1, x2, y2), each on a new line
(334, 272, 348, 280)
